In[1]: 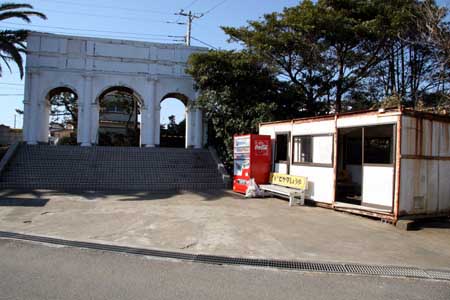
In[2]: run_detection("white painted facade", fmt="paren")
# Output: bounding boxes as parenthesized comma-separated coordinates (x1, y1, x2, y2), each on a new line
(259, 109, 450, 221)
(259, 119, 335, 203)
(23, 32, 207, 148)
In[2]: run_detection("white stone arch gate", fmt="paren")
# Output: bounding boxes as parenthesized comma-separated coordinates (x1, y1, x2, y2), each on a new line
(23, 32, 207, 148)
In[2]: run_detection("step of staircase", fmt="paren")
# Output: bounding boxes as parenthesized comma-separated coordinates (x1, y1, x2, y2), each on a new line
(0, 144, 227, 192)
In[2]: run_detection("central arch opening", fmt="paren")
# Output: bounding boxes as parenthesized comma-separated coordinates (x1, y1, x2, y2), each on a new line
(97, 86, 142, 147)
(47, 87, 78, 145)
(159, 93, 187, 148)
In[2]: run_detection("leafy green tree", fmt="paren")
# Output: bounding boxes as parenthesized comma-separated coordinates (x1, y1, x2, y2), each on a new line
(49, 90, 78, 129)
(223, 0, 416, 113)
(416, 0, 450, 70)
(0, 3, 46, 78)
(98, 90, 141, 146)
(187, 51, 279, 168)
(362, 1, 449, 112)
(187, 0, 450, 168)
(223, 1, 331, 114)
(160, 115, 186, 148)
(166, 115, 185, 136)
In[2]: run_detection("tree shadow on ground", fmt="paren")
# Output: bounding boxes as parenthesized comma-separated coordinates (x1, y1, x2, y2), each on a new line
(0, 188, 242, 203)
(116, 189, 242, 202)
(0, 198, 49, 207)
(0, 189, 108, 201)
(0, 190, 50, 207)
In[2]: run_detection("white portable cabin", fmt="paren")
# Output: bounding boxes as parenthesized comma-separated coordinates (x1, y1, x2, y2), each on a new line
(259, 108, 450, 222)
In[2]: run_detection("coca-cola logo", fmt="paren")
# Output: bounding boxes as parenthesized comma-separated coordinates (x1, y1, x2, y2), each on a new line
(255, 141, 269, 155)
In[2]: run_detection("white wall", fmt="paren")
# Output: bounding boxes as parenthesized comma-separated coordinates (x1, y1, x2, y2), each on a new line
(292, 119, 335, 135)
(290, 165, 334, 203)
(260, 114, 404, 206)
(337, 113, 399, 128)
(362, 165, 394, 208)
(260, 119, 335, 204)
(24, 32, 207, 148)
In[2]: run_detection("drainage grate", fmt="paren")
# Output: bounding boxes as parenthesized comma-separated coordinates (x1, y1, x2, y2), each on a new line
(345, 264, 431, 278)
(0, 231, 449, 281)
(425, 270, 450, 281)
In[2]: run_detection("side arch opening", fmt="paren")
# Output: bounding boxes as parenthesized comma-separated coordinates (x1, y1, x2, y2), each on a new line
(159, 93, 188, 148)
(46, 87, 78, 145)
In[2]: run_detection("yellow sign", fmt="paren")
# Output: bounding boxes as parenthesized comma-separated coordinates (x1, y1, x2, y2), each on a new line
(270, 173, 307, 190)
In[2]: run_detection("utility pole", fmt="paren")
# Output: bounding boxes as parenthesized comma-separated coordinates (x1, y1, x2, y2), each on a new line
(175, 10, 203, 46)
(14, 114, 16, 129)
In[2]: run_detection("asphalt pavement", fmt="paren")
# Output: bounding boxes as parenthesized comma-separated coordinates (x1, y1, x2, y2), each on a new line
(1, 190, 450, 269)
(0, 239, 449, 300)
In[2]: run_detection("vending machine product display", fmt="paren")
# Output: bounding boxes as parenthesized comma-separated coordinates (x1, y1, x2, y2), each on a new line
(233, 134, 272, 194)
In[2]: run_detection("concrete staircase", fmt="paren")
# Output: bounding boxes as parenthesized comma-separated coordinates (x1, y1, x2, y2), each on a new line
(0, 144, 227, 192)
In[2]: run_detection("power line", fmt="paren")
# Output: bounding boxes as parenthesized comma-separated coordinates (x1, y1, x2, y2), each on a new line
(203, 0, 228, 16)
(175, 10, 204, 46)
(36, 0, 173, 16)
(40, 9, 170, 24)
(184, 0, 200, 10)
(4, 26, 184, 43)
(191, 36, 217, 49)
(174, 0, 200, 23)
(173, 0, 228, 46)
(3, 22, 181, 38)
(0, 94, 24, 96)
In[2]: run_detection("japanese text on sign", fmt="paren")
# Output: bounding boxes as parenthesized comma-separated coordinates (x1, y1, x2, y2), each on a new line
(270, 173, 307, 190)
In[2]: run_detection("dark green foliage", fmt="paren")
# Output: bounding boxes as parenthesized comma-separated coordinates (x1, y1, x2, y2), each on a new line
(49, 90, 78, 129)
(222, 0, 431, 113)
(160, 115, 186, 148)
(98, 131, 140, 147)
(187, 1, 450, 170)
(98, 90, 140, 147)
(57, 134, 77, 145)
(187, 51, 281, 168)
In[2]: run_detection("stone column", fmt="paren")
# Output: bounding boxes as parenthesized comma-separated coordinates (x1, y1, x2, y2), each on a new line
(142, 78, 156, 147)
(26, 70, 40, 144)
(194, 108, 203, 149)
(90, 102, 99, 145)
(154, 102, 161, 146)
(185, 104, 195, 148)
(22, 71, 32, 143)
(80, 74, 93, 146)
(140, 105, 148, 147)
(38, 99, 50, 143)
(29, 70, 49, 144)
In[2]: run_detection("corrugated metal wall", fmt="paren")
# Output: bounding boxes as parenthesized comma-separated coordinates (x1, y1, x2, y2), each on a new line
(400, 116, 450, 216)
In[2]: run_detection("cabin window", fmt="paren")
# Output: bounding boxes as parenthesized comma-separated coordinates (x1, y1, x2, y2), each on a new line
(293, 136, 312, 163)
(293, 134, 333, 166)
(363, 125, 394, 165)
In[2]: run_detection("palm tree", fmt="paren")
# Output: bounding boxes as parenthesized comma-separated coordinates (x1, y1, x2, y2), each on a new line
(0, 3, 46, 79)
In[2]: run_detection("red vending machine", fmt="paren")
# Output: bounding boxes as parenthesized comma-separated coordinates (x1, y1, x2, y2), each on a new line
(233, 134, 272, 194)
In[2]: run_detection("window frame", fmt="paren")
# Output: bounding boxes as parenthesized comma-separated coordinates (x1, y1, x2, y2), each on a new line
(362, 124, 396, 167)
(274, 132, 290, 163)
(291, 133, 334, 168)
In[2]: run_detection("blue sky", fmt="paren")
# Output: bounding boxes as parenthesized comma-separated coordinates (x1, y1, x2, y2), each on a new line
(0, 0, 448, 127)
(0, 0, 299, 128)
